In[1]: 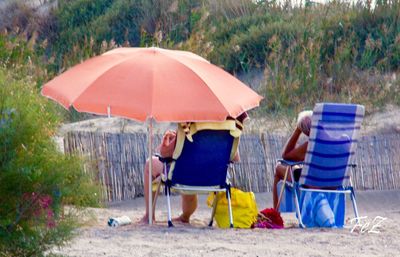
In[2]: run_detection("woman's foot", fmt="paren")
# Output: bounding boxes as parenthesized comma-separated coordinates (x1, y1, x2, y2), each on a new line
(172, 214, 190, 224)
(137, 215, 155, 224)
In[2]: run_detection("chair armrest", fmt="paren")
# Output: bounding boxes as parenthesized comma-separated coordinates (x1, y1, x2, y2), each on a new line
(154, 153, 175, 164)
(277, 159, 304, 166)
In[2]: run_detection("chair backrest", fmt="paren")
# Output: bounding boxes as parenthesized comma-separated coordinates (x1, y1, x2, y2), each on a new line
(299, 103, 365, 188)
(169, 128, 235, 188)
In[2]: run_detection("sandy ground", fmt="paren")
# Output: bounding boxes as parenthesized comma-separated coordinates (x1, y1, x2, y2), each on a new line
(53, 107, 400, 256)
(53, 190, 400, 257)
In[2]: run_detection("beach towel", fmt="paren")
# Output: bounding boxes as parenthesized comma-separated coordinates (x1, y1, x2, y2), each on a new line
(299, 191, 345, 228)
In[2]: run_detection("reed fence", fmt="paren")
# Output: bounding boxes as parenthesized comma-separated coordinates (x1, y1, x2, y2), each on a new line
(63, 131, 400, 202)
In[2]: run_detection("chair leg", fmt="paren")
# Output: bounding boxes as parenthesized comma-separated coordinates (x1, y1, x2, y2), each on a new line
(276, 166, 290, 211)
(226, 189, 234, 228)
(166, 186, 173, 227)
(209, 192, 218, 227)
(294, 186, 305, 228)
(350, 188, 360, 223)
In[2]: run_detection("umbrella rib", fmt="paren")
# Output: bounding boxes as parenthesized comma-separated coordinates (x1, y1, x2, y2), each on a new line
(157, 51, 230, 115)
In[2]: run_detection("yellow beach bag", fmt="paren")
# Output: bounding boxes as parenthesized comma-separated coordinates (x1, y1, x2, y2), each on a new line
(207, 188, 258, 228)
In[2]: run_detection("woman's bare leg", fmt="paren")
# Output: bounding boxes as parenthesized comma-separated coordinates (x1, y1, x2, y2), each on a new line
(175, 194, 198, 223)
(141, 157, 164, 223)
(273, 164, 292, 210)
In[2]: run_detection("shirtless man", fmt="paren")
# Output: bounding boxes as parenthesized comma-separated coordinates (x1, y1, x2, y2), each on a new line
(272, 111, 312, 210)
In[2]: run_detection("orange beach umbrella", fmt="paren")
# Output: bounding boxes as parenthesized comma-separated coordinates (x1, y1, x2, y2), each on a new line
(42, 47, 262, 122)
(41, 47, 263, 225)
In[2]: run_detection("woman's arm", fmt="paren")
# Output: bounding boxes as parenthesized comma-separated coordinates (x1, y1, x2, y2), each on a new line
(232, 148, 240, 162)
(159, 130, 177, 157)
(281, 127, 308, 162)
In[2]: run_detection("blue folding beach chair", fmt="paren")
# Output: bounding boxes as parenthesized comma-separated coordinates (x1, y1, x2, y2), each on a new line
(277, 103, 365, 228)
(157, 121, 242, 228)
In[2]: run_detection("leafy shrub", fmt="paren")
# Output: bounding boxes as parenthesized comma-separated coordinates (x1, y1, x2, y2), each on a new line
(0, 67, 101, 256)
(2, 0, 399, 119)
(0, 0, 40, 38)
(184, 0, 400, 114)
(207, 0, 256, 20)
(48, 0, 199, 68)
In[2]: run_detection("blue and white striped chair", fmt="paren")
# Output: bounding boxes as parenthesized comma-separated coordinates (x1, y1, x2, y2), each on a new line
(278, 103, 365, 228)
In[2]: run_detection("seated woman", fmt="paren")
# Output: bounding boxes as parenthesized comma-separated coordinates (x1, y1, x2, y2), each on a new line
(272, 111, 312, 210)
(141, 113, 248, 224)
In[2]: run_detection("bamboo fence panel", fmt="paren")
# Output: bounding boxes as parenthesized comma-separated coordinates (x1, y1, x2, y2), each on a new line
(354, 134, 400, 190)
(64, 131, 108, 199)
(260, 132, 286, 191)
(64, 131, 400, 202)
(64, 131, 162, 202)
(231, 134, 268, 192)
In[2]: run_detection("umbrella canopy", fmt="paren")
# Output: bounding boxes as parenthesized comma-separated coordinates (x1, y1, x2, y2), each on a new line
(42, 47, 262, 122)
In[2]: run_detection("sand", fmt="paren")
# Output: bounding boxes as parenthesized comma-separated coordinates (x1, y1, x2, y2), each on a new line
(53, 107, 400, 256)
(53, 190, 400, 257)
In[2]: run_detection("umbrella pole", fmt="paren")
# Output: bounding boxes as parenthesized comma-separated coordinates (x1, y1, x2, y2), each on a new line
(148, 118, 153, 225)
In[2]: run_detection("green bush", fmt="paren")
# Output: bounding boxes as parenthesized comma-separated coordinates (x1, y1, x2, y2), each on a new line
(0, 33, 34, 69)
(2, 0, 399, 119)
(205, 1, 400, 73)
(184, 0, 400, 114)
(0, 67, 101, 256)
(49, 0, 200, 70)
